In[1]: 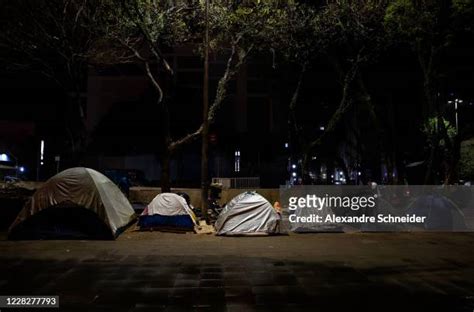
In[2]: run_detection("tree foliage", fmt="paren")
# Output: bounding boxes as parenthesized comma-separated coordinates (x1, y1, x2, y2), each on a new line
(90, 0, 293, 191)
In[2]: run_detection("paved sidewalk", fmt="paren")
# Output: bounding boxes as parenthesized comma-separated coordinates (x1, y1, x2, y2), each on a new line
(0, 232, 473, 311)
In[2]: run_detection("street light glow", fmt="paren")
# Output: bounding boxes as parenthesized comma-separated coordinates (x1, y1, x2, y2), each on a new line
(40, 140, 45, 162)
(0, 153, 9, 162)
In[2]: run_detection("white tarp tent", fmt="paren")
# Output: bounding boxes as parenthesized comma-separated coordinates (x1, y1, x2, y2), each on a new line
(9, 167, 136, 239)
(215, 191, 281, 236)
(139, 193, 197, 230)
(145, 193, 196, 221)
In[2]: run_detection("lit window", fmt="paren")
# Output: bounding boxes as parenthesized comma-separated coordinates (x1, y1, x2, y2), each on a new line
(234, 150, 240, 172)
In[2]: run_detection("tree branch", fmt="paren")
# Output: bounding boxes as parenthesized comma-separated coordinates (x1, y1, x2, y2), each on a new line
(288, 62, 307, 150)
(208, 37, 252, 123)
(308, 57, 360, 151)
(170, 39, 253, 152)
(118, 37, 164, 103)
(124, 0, 173, 75)
(169, 125, 204, 152)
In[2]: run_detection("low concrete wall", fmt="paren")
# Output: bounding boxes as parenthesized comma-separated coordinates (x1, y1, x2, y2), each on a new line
(0, 182, 280, 209)
(129, 187, 280, 208)
(0, 181, 44, 191)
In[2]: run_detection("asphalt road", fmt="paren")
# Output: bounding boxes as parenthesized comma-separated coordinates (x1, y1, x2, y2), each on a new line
(0, 232, 474, 312)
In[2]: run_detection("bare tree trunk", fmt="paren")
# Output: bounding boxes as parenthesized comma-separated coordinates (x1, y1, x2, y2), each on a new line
(287, 64, 307, 182)
(284, 57, 359, 186)
(66, 91, 87, 166)
(355, 73, 384, 183)
(307, 59, 359, 152)
(288, 64, 306, 143)
(301, 148, 311, 184)
(418, 45, 445, 184)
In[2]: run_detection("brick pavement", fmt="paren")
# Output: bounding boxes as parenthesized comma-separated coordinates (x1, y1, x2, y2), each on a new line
(0, 232, 473, 311)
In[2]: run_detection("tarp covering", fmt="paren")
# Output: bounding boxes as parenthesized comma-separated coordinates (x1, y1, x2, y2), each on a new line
(8, 167, 136, 239)
(139, 193, 197, 230)
(215, 191, 281, 236)
(144, 193, 195, 219)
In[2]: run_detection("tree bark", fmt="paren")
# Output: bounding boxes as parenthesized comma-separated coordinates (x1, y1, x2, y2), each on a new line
(307, 59, 359, 151)
(66, 91, 87, 166)
(417, 45, 456, 184)
(301, 148, 311, 184)
(291, 58, 359, 185)
(355, 72, 385, 183)
(287, 64, 307, 182)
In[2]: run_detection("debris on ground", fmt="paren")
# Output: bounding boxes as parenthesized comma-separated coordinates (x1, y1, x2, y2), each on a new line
(194, 220, 215, 234)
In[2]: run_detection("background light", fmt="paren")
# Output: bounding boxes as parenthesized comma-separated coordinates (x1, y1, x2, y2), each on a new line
(40, 140, 45, 161)
(19, 166, 25, 173)
(0, 154, 9, 162)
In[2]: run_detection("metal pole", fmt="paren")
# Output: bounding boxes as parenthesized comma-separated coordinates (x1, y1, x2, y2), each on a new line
(200, 0, 210, 220)
(455, 99, 459, 133)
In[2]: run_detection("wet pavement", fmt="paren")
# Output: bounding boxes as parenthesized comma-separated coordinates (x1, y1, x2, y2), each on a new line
(0, 232, 474, 311)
